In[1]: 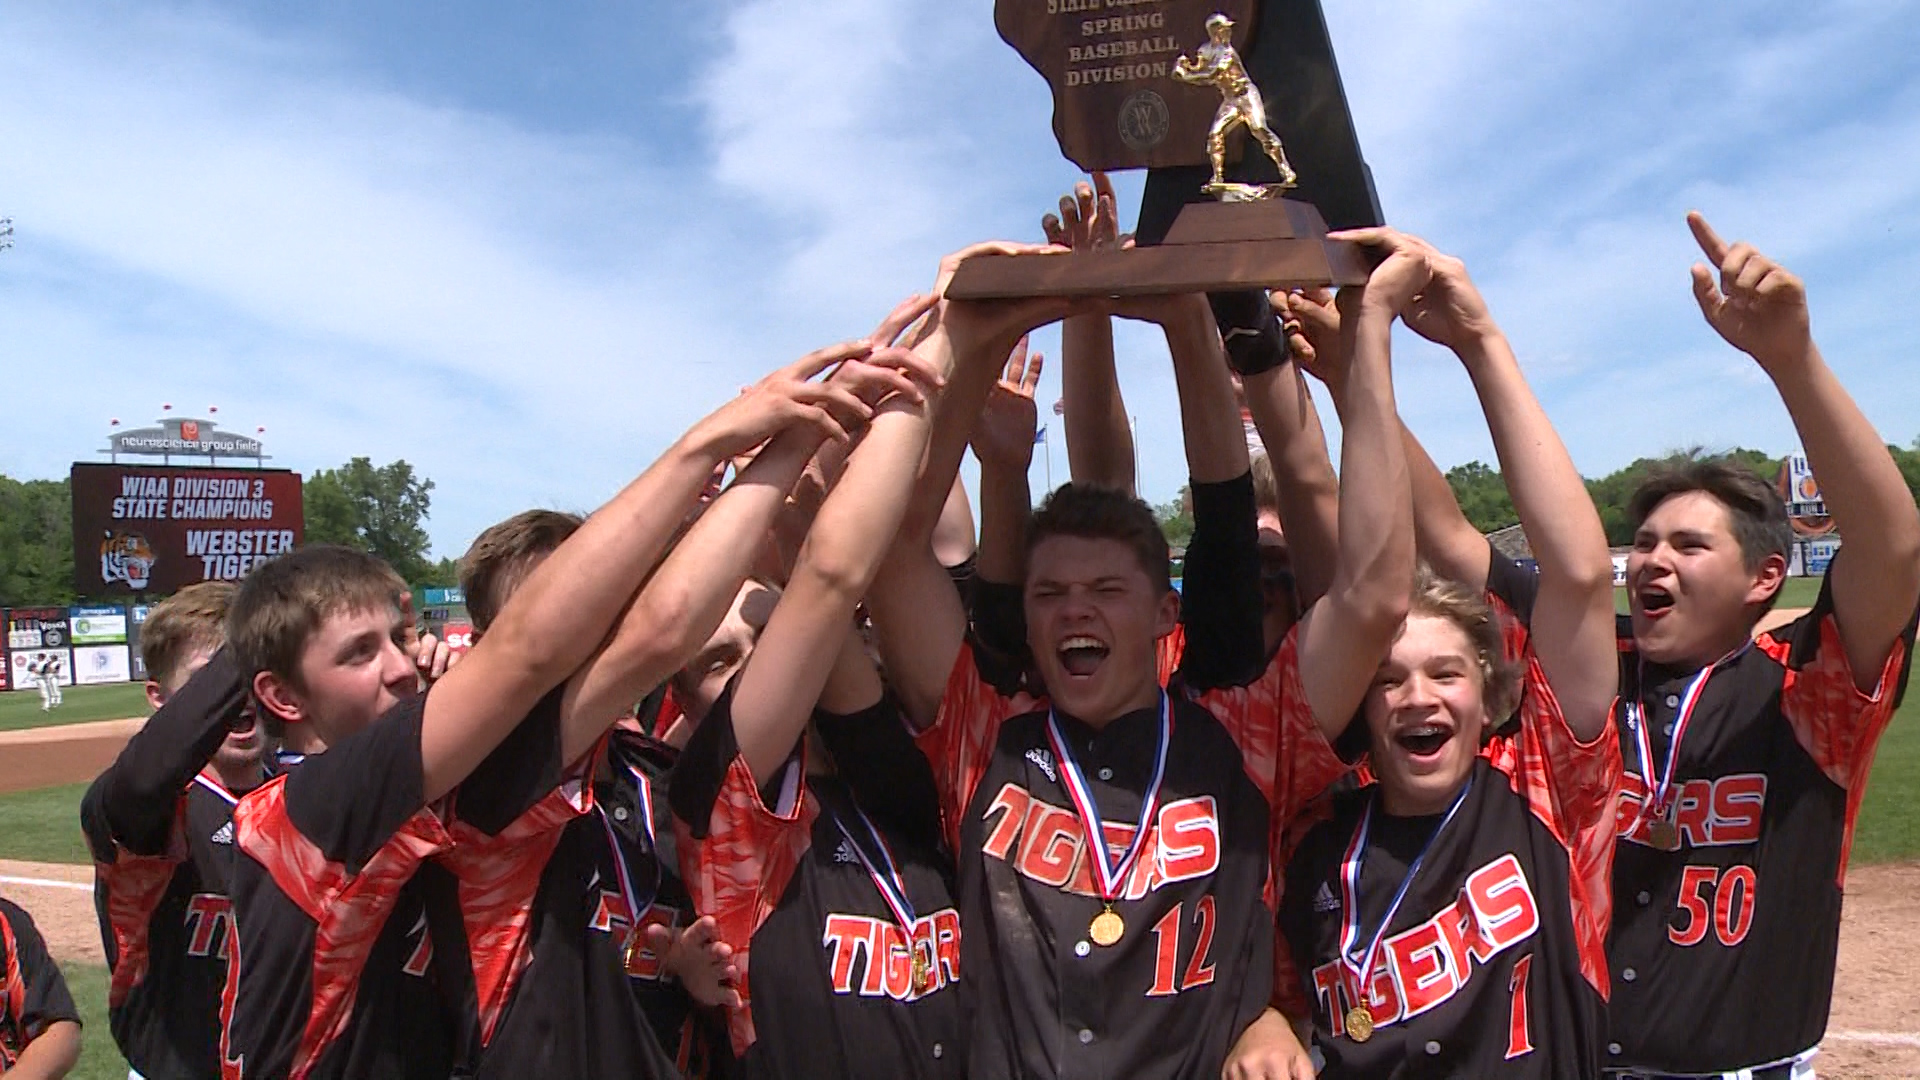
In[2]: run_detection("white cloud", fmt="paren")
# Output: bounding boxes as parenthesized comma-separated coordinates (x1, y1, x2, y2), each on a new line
(2, 0, 1917, 560)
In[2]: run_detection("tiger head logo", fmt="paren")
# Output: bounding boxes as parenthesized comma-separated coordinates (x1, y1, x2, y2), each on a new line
(101, 530, 157, 590)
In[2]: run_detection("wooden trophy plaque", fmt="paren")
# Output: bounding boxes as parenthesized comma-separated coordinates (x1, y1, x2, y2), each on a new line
(948, 0, 1377, 301)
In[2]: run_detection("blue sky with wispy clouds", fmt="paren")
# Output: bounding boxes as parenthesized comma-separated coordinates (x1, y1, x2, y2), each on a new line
(4, 1, 1918, 556)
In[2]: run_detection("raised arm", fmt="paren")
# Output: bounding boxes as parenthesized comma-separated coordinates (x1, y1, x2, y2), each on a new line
(1686, 212, 1920, 686)
(871, 245, 1076, 727)
(1401, 241, 1616, 739)
(1241, 293, 1341, 609)
(732, 369, 938, 784)
(556, 304, 941, 766)
(418, 341, 895, 801)
(1293, 232, 1425, 738)
(970, 342, 1044, 585)
(1045, 174, 1137, 492)
(1283, 287, 1489, 592)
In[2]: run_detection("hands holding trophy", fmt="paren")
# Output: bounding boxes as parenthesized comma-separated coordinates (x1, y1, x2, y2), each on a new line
(950, 1, 1379, 300)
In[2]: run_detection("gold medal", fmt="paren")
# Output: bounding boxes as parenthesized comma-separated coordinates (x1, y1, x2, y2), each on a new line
(1346, 1005, 1375, 1043)
(1089, 907, 1126, 947)
(1647, 818, 1681, 852)
(622, 928, 649, 977)
(911, 950, 932, 993)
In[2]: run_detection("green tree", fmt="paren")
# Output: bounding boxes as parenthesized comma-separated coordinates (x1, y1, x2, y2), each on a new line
(0, 474, 76, 606)
(1586, 446, 1783, 547)
(1155, 485, 1194, 552)
(302, 458, 438, 584)
(1444, 461, 1518, 533)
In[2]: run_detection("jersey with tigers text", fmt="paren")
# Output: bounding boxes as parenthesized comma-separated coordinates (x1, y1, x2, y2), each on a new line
(923, 627, 1345, 1080)
(671, 688, 965, 1080)
(1604, 564, 1916, 1074)
(433, 700, 694, 1080)
(81, 648, 260, 1080)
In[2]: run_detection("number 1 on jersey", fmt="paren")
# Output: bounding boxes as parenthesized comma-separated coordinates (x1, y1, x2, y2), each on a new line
(1504, 953, 1534, 1059)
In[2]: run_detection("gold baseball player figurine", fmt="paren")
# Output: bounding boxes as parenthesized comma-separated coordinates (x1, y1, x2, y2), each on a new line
(1172, 13, 1298, 200)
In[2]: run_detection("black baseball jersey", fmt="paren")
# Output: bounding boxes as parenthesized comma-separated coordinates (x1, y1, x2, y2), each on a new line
(432, 695, 690, 1080)
(81, 647, 260, 1080)
(1604, 562, 1916, 1074)
(1275, 555, 1621, 1079)
(0, 898, 81, 1069)
(923, 629, 1342, 1080)
(670, 686, 965, 1079)
(221, 694, 458, 1080)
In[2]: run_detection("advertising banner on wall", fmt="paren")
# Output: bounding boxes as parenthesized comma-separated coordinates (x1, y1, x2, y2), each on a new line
(9, 649, 74, 689)
(74, 645, 133, 685)
(129, 604, 152, 681)
(6, 607, 74, 690)
(71, 463, 304, 595)
(70, 605, 130, 645)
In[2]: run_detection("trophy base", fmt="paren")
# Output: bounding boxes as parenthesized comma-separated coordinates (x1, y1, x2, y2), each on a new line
(946, 199, 1369, 300)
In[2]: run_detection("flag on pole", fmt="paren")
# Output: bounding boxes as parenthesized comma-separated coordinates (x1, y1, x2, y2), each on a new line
(1034, 426, 1047, 445)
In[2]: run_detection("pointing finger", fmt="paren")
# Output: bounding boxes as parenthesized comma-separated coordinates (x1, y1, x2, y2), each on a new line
(1686, 210, 1729, 265)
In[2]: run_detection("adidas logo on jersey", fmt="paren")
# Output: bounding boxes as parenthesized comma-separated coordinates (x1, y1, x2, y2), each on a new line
(834, 839, 861, 864)
(1024, 748, 1057, 782)
(1313, 882, 1339, 912)
(211, 821, 235, 845)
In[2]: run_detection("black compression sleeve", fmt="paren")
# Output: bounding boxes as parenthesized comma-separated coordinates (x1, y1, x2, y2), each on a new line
(1177, 471, 1266, 691)
(85, 647, 248, 858)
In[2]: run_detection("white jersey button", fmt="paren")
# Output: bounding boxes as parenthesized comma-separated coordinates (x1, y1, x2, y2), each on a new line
(932, 1043, 944, 1059)
(1636, 890, 1652, 906)
(1074, 941, 1091, 957)
(1097, 767, 1114, 781)
(1665, 694, 1680, 708)
(1424, 1041, 1441, 1055)
(1608, 1042, 1623, 1055)
(1078, 1029, 1095, 1045)
(613, 806, 630, 822)
(1622, 967, 1638, 982)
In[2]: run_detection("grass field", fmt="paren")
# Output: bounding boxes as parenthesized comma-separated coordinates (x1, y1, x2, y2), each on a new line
(0, 682, 148, 732)
(61, 963, 129, 1080)
(0, 782, 95, 864)
(1613, 574, 1826, 614)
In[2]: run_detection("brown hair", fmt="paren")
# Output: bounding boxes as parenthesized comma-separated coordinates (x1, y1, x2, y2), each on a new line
(1027, 484, 1173, 595)
(142, 581, 237, 689)
(227, 545, 407, 688)
(1629, 460, 1791, 607)
(1409, 565, 1523, 728)
(1250, 452, 1281, 517)
(459, 510, 584, 633)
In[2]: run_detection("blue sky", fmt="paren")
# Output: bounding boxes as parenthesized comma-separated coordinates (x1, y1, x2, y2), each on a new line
(4, 1, 1918, 556)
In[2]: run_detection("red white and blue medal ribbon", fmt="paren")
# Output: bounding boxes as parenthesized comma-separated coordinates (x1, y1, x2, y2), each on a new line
(1627, 643, 1750, 833)
(833, 803, 918, 930)
(597, 761, 661, 974)
(1045, 693, 1171, 940)
(1336, 778, 1473, 1031)
(833, 802, 934, 991)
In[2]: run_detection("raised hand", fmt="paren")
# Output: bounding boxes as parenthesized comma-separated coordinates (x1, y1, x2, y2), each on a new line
(647, 915, 742, 1010)
(923, 241, 1077, 356)
(1275, 287, 1343, 394)
(832, 345, 946, 408)
(688, 343, 883, 456)
(1330, 227, 1434, 316)
(1686, 211, 1813, 369)
(970, 337, 1044, 474)
(1395, 237, 1499, 353)
(1042, 172, 1131, 252)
